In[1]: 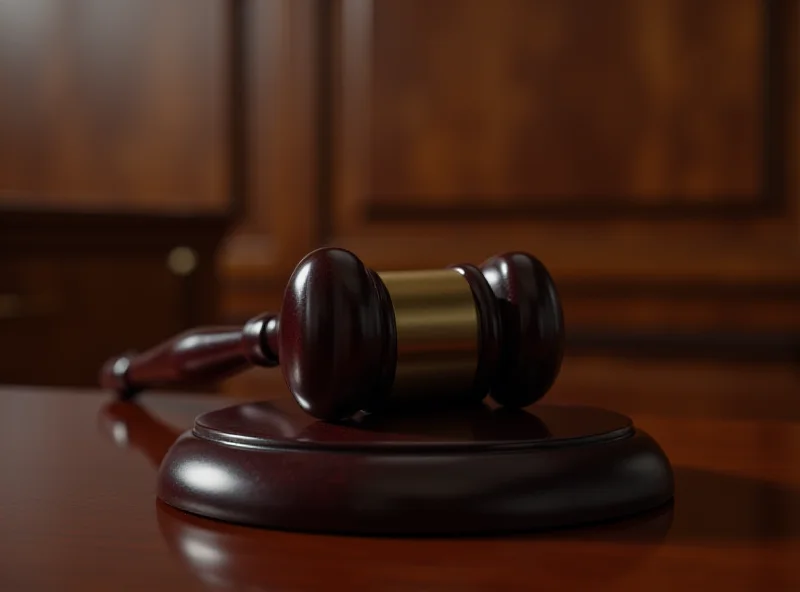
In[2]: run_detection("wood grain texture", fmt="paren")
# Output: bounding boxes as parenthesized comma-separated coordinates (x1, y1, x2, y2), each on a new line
(219, 0, 319, 299)
(328, 0, 798, 270)
(323, 0, 799, 352)
(368, 0, 762, 205)
(331, 0, 787, 222)
(1, 356, 799, 590)
(0, 0, 228, 212)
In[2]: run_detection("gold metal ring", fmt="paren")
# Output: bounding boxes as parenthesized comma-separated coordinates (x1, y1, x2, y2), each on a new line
(378, 269, 478, 402)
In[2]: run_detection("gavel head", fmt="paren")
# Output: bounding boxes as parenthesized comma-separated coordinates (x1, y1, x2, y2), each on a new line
(272, 248, 564, 420)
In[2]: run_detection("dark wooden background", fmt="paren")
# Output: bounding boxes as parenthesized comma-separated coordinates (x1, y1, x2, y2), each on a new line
(0, 0, 797, 389)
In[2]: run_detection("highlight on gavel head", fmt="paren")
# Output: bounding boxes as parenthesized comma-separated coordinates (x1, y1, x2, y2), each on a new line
(275, 248, 564, 420)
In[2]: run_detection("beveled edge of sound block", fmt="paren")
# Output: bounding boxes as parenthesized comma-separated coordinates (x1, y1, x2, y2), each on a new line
(156, 404, 674, 535)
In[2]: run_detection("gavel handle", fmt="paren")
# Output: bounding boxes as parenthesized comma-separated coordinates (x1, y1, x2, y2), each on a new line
(100, 313, 279, 399)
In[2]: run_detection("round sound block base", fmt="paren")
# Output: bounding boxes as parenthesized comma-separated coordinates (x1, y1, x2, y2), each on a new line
(157, 401, 674, 535)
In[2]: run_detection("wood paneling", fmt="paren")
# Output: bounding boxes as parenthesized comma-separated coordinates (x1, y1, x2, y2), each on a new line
(0, 0, 229, 213)
(219, 0, 319, 319)
(369, 0, 762, 207)
(329, 0, 798, 278)
(0, 0, 795, 360)
(324, 0, 799, 351)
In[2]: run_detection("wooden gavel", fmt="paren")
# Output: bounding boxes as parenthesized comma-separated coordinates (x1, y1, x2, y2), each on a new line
(101, 248, 564, 420)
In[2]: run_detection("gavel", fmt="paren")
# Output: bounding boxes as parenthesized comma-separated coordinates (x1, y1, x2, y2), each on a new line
(101, 248, 564, 421)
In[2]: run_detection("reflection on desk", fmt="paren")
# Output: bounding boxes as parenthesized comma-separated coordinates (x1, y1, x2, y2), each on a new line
(100, 399, 675, 588)
(0, 355, 798, 591)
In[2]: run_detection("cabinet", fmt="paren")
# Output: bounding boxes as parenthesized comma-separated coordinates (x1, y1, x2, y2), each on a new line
(0, 211, 226, 386)
(0, 0, 232, 385)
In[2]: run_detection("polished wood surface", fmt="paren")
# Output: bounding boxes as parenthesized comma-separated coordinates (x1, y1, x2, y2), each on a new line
(157, 400, 671, 533)
(1, 356, 798, 590)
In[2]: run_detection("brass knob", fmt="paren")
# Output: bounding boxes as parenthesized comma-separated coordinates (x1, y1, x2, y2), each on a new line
(167, 247, 198, 277)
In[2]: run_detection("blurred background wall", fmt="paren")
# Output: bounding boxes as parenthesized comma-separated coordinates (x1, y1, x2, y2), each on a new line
(0, 0, 797, 392)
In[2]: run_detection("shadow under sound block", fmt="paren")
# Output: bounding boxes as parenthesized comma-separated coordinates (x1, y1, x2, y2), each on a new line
(157, 399, 674, 535)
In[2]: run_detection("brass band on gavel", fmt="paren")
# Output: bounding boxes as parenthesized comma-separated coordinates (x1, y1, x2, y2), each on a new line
(378, 269, 479, 402)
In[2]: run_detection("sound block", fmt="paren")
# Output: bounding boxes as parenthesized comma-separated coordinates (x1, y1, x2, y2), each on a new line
(158, 400, 673, 535)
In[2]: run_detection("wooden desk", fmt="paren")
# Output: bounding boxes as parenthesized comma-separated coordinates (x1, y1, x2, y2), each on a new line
(1, 357, 798, 590)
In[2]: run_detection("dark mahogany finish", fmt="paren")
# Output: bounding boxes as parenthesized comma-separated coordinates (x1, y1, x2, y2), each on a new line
(96, 397, 674, 587)
(154, 397, 673, 534)
(101, 247, 564, 420)
(101, 313, 278, 400)
(277, 249, 396, 419)
(99, 401, 181, 467)
(481, 253, 564, 407)
(3, 357, 800, 590)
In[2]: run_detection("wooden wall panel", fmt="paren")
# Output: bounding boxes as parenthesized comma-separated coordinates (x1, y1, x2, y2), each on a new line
(328, 0, 799, 349)
(369, 0, 762, 207)
(2, 0, 792, 360)
(330, 0, 797, 273)
(0, 0, 229, 213)
(219, 0, 319, 320)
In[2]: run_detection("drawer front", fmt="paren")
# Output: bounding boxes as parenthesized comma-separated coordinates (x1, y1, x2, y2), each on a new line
(0, 254, 192, 387)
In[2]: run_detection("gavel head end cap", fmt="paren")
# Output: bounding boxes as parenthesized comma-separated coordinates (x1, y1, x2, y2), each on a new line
(278, 248, 393, 421)
(480, 252, 564, 407)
